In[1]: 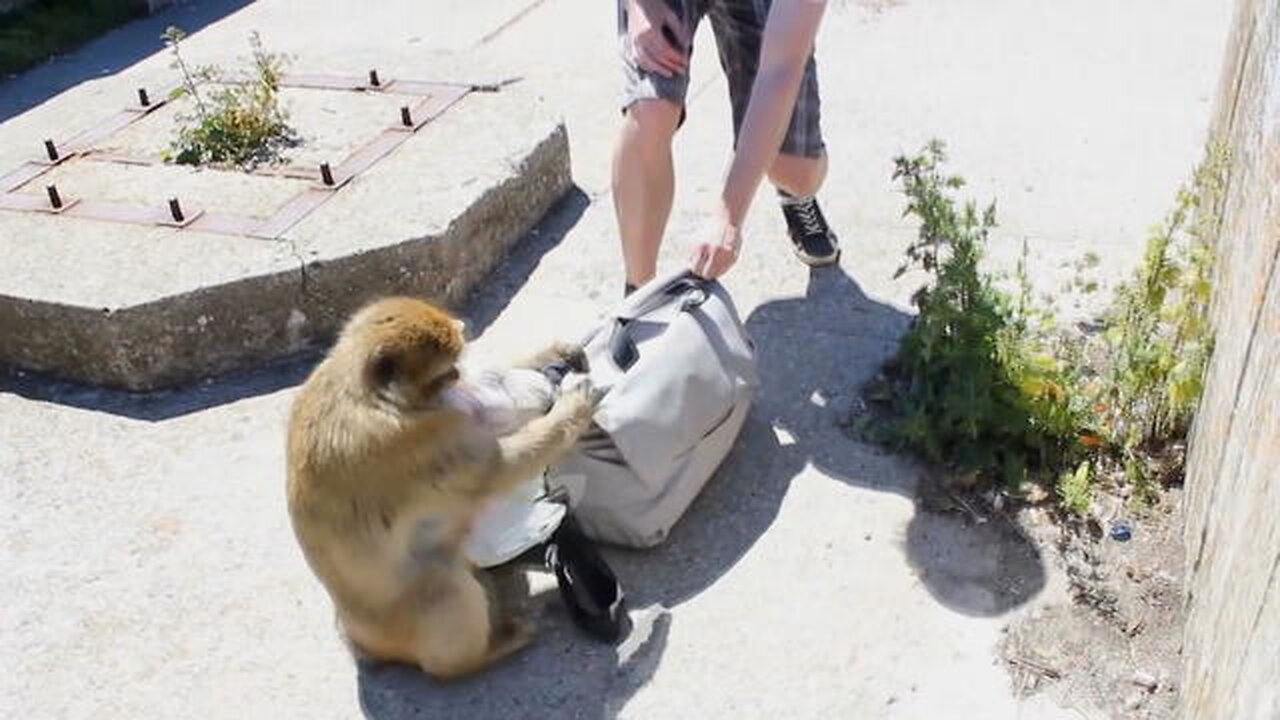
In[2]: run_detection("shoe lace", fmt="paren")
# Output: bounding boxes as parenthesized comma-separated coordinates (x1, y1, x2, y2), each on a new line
(794, 199, 824, 236)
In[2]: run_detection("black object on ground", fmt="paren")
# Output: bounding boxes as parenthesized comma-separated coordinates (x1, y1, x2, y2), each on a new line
(545, 514, 627, 643)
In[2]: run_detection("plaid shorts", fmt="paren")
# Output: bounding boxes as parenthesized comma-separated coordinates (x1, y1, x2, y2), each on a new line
(617, 0, 825, 158)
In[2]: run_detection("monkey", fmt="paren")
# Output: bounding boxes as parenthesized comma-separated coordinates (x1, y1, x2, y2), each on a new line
(285, 296, 597, 680)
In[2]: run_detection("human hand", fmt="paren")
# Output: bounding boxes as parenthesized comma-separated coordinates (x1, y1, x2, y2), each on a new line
(627, 0, 688, 77)
(689, 221, 741, 279)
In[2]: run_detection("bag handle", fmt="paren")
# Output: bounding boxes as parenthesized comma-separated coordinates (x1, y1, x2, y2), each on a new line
(607, 272, 716, 371)
(615, 270, 713, 321)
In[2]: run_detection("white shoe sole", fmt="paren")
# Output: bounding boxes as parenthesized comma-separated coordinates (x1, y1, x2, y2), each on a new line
(793, 244, 842, 267)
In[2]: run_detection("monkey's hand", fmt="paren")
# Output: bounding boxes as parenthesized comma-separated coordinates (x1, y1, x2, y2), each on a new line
(488, 377, 601, 495)
(517, 341, 588, 372)
(556, 343, 589, 374)
(553, 375, 604, 428)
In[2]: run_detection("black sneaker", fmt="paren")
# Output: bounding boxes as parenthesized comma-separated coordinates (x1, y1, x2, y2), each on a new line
(781, 194, 840, 266)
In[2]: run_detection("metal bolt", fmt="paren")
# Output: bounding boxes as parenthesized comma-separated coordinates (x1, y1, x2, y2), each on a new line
(138, 88, 150, 107)
(320, 162, 335, 186)
(168, 197, 185, 223)
(368, 69, 381, 87)
(46, 185, 63, 209)
(44, 139, 58, 162)
(400, 106, 413, 127)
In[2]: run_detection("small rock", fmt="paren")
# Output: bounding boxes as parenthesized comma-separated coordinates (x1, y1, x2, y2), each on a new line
(864, 533, 872, 541)
(1086, 517, 1105, 539)
(1124, 692, 1146, 711)
(1132, 670, 1158, 691)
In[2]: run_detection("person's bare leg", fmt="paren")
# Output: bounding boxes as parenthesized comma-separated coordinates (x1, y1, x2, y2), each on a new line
(769, 151, 840, 266)
(768, 151, 827, 197)
(612, 98, 683, 289)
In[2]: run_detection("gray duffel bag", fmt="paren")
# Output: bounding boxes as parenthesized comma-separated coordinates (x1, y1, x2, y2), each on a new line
(546, 270, 759, 548)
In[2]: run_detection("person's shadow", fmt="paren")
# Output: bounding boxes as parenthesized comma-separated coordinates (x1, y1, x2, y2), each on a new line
(608, 265, 1047, 613)
(358, 264, 1047, 719)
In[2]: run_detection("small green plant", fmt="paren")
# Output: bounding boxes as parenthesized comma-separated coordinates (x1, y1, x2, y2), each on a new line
(1076, 143, 1228, 487)
(1092, 152, 1224, 444)
(163, 27, 297, 169)
(866, 140, 1225, 514)
(871, 141, 1079, 488)
(1058, 461, 1093, 515)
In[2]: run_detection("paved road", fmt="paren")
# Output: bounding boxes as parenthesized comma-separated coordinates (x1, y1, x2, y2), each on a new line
(1, 0, 1229, 717)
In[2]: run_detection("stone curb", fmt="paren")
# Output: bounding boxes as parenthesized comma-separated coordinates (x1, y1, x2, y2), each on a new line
(0, 123, 571, 390)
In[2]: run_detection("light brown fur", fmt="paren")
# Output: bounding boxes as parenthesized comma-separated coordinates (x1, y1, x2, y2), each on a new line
(286, 297, 594, 679)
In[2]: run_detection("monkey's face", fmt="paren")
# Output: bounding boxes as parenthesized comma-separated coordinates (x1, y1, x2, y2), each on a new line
(342, 297, 467, 414)
(370, 343, 462, 413)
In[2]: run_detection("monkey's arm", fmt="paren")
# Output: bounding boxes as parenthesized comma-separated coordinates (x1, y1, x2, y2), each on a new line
(485, 390, 593, 493)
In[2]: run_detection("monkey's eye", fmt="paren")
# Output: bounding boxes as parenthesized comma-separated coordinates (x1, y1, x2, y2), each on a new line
(371, 354, 398, 386)
(424, 366, 460, 396)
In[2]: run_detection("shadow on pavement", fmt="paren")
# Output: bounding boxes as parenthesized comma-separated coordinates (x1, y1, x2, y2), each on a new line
(357, 572, 674, 720)
(609, 265, 1045, 618)
(2, 243, 1047, 716)
(356, 265, 1048, 719)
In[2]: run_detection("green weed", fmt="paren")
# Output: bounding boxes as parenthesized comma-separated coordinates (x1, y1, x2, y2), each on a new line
(1058, 461, 1093, 515)
(873, 141, 1079, 488)
(1072, 143, 1228, 499)
(163, 27, 297, 169)
(1090, 147, 1226, 451)
(866, 140, 1227, 513)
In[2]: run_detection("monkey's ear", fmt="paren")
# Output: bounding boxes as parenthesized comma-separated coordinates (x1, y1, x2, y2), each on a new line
(453, 318, 467, 337)
(367, 349, 398, 388)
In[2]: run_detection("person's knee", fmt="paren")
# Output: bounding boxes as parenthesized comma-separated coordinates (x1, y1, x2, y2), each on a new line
(770, 152, 827, 196)
(622, 98, 682, 146)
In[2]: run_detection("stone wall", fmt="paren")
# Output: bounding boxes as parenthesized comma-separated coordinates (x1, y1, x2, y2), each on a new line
(1180, 0, 1280, 718)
